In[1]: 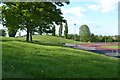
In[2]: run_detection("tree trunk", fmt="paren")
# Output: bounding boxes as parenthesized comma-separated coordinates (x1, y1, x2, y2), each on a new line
(39, 26, 42, 35)
(30, 31, 32, 42)
(26, 28, 29, 42)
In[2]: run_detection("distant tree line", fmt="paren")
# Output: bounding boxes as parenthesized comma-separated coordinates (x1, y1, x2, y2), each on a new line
(66, 33, 120, 42)
(64, 24, 120, 42)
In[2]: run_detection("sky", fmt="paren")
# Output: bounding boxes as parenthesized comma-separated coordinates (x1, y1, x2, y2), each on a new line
(59, 0, 119, 36)
(0, 0, 119, 36)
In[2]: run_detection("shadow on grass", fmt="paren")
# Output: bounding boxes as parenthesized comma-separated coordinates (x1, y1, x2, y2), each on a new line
(1, 39, 22, 42)
(1, 38, 66, 47)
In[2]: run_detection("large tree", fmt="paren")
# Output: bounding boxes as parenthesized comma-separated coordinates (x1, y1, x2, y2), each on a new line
(79, 25, 91, 42)
(2, 2, 69, 41)
(64, 21, 68, 39)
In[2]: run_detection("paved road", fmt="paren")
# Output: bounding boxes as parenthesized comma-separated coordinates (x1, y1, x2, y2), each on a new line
(87, 50, 120, 58)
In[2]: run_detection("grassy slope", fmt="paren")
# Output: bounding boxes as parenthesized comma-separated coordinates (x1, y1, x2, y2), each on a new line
(1, 36, 119, 78)
(19, 35, 84, 46)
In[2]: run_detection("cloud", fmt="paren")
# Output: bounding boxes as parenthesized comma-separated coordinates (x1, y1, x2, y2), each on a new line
(60, 16, 83, 34)
(58, 7, 87, 34)
(61, 7, 86, 18)
(57, 1, 118, 35)
(88, 4, 101, 11)
(0, 24, 4, 29)
(100, 0, 119, 13)
(88, 0, 119, 13)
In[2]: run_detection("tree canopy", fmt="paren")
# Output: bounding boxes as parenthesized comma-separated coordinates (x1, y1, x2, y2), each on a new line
(59, 22, 63, 37)
(2, 2, 69, 41)
(64, 21, 68, 39)
(0, 29, 6, 36)
(79, 25, 91, 42)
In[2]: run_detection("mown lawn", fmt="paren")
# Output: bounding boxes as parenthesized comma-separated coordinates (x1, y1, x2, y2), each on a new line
(1, 36, 119, 78)
(101, 45, 120, 49)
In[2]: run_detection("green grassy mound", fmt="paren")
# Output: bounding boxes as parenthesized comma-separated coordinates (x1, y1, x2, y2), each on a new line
(1, 36, 119, 78)
(18, 35, 83, 46)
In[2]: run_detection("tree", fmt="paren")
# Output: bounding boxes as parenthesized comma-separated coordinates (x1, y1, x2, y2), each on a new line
(94, 35, 100, 42)
(2, 2, 69, 41)
(79, 25, 91, 42)
(90, 33, 94, 42)
(74, 34, 80, 41)
(2, 3, 21, 37)
(64, 21, 68, 39)
(8, 27, 18, 37)
(52, 25, 55, 36)
(115, 35, 120, 42)
(107, 36, 113, 42)
(0, 29, 6, 36)
(67, 34, 74, 39)
(59, 22, 63, 37)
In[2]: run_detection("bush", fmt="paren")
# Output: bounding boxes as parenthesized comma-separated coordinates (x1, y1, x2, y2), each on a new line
(67, 34, 74, 39)
(0, 29, 6, 36)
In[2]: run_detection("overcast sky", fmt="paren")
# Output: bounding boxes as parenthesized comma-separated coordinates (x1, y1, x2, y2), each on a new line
(0, 0, 119, 36)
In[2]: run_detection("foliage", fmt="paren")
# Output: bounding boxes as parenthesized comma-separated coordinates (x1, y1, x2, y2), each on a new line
(59, 22, 63, 37)
(2, 2, 69, 41)
(107, 36, 114, 42)
(2, 3, 21, 37)
(64, 21, 68, 39)
(52, 25, 56, 36)
(79, 25, 91, 42)
(0, 29, 6, 36)
(67, 34, 80, 41)
(90, 33, 95, 42)
(67, 34, 74, 39)
(114, 35, 120, 42)
(75, 34, 80, 41)
(90, 34, 101, 42)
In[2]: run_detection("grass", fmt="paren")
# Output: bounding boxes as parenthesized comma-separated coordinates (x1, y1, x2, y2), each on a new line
(1, 36, 119, 78)
(101, 45, 120, 49)
(18, 35, 84, 46)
